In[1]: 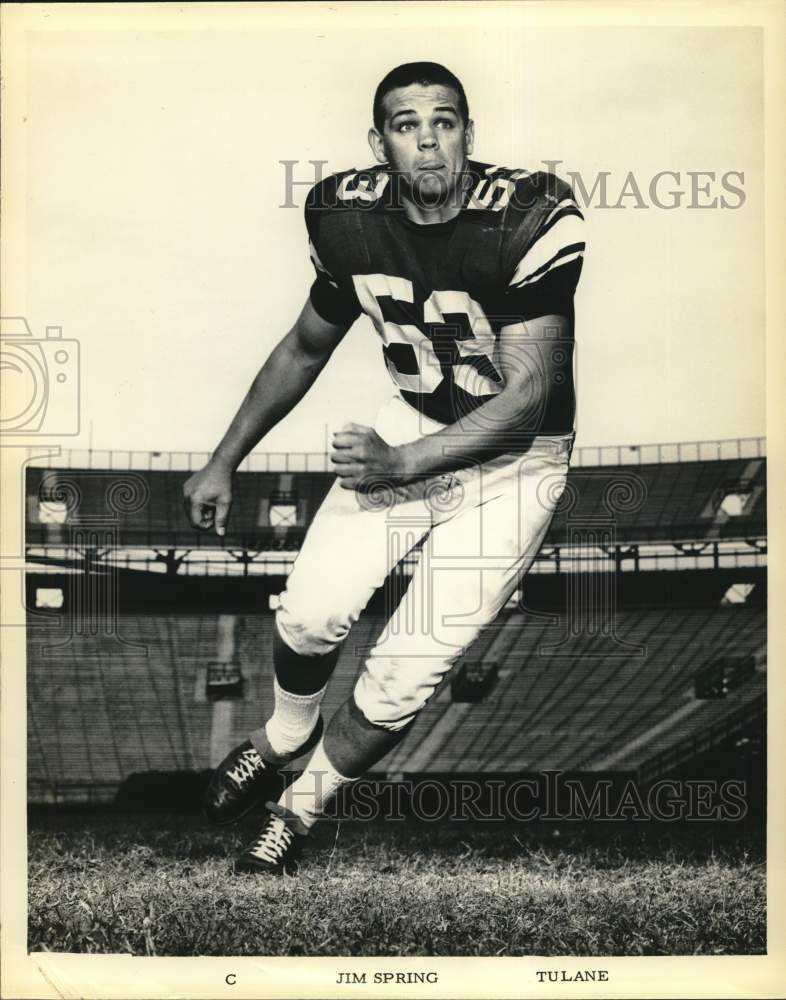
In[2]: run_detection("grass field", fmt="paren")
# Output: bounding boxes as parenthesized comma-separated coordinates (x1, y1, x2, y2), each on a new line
(28, 809, 765, 957)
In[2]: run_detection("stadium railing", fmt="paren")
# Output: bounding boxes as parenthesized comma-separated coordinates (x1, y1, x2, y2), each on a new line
(27, 436, 765, 472)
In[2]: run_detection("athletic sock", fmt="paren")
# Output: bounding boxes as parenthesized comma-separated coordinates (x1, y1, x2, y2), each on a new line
(278, 738, 355, 829)
(264, 677, 326, 756)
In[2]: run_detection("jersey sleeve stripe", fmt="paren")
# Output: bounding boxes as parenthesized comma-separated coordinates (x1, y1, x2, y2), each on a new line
(309, 239, 340, 288)
(542, 197, 584, 228)
(538, 206, 584, 245)
(508, 213, 585, 288)
(511, 247, 585, 288)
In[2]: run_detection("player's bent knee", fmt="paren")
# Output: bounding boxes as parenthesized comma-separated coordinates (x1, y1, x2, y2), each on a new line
(353, 672, 423, 732)
(276, 603, 353, 657)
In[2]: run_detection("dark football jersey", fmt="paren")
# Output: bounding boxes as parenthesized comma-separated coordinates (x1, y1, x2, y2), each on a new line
(305, 160, 585, 430)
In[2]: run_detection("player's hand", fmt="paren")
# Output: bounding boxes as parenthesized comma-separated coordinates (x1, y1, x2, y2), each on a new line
(330, 423, 405, 491)
(182, 459, 234, 536)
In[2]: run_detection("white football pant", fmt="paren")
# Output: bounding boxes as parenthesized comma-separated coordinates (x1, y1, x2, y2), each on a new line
(276, 394, 572, 731)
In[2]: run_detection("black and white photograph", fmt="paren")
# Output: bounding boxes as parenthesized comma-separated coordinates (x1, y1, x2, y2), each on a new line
(1, 2, 784, 998)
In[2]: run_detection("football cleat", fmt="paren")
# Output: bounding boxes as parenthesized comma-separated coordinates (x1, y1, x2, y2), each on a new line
(234, 801, 310, 876)
(203, 716, 323, 826)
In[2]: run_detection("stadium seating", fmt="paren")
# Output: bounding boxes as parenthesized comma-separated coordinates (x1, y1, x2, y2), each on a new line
(25, 455, 766, 550)
(24, 442, 767, 803)
(383, 604, 764, 773)
(27, 604, 765, 801)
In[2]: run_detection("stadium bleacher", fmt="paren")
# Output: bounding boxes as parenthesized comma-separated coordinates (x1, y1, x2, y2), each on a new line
(398, 606, 764, 773)
(24, 440, 767, 805)
(27, 602, 765, 801)
(25, 453, 766, 549)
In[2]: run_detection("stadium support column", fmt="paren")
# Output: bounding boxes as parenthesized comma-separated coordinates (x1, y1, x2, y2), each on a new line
(208, 615, 239, 767)
(153, 549, 186, 576)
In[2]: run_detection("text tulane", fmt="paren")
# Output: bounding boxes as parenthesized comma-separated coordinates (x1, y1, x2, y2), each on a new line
(536, 970, 609, 982)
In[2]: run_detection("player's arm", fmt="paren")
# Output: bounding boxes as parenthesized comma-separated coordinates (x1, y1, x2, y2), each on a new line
(184, 299, 350, 534)
(397, 312, 571, 478)
(331, 312, 572, 488)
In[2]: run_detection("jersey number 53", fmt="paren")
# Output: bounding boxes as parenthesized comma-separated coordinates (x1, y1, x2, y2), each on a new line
(352, 273, 503, 401)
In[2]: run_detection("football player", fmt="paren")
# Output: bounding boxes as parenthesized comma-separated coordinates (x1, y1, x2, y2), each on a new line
(184, 62, 585, 873)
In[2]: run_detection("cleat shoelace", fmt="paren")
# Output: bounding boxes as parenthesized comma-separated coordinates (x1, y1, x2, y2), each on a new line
(249, 816, 295, 863)
(227, 748, 265, 788)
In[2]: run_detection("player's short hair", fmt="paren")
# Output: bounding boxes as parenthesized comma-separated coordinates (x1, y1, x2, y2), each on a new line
(373, 62, 470, 131)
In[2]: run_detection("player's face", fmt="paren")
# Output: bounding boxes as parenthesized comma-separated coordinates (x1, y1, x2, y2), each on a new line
(369, 84, 474, 207)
